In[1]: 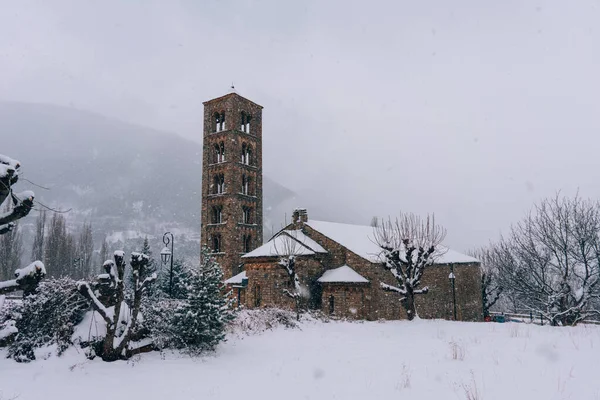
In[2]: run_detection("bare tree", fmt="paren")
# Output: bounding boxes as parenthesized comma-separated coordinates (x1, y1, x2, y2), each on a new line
(373, 213, 447, 320)
(31, 210, 47, 261)
(0, 216, 23, 280)
(273, 232, 308, 320)
(492, 194, 600, 326)
(469, 247, 503, 318)
(76, 221, 94, 278)
(77, 251, 157, 361)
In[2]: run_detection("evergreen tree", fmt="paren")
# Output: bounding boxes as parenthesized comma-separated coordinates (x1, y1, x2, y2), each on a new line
(169, 248, 233, 353)
(159, 258, 188, 299)
(129, 237, 157, 293)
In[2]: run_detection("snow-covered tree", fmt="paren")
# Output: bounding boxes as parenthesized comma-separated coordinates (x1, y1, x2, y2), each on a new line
(492, 194, 600, 326)
(144, 249, 233, 354)
(469, 247, 503, 318)
(128, 237, 156, 294)
(159, 258, 188, 299)
(373, 213, 447, 320)
(0, 154, 35, 236)
(168, 248, 233, 353)
(7, 277, 88, 362)
(274, 232, 307, 320)
(0, 261, 46, 297)
(98, 236, 109, 270)
(77, 251, 157, 361)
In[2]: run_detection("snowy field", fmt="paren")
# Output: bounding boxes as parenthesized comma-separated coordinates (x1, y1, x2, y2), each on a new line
(1, 318, 599, 400)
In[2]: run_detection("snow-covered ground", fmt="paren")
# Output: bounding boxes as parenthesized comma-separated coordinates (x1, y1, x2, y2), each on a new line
(1, 318, 599, 400)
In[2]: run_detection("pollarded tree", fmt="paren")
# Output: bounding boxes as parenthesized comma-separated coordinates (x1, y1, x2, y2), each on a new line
(492, 194, 600, 326)
(373, 213, 447, 320)
(273, 232, 308, 320)
(76, 251, 157, 361)
(0, 154, 35, 236)
(0, 154, 44, 298)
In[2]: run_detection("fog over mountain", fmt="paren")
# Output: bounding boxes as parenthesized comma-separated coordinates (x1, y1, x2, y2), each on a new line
(1, 102, 368, 261)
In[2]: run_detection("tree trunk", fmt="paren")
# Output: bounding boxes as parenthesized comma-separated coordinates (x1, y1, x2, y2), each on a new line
(403, 290, 416, 321)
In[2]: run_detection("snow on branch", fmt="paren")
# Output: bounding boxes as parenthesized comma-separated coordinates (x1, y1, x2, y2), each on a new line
(0, 261, 46, 296)
(373, 213, 446, 320)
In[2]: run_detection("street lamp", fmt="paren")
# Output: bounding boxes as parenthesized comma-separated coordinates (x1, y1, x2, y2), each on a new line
(161, 232, 174, 297)
(449, 264, 457, 321)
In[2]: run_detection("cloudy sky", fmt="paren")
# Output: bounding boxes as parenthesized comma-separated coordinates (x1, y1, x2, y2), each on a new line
(2, 0, 600, 250)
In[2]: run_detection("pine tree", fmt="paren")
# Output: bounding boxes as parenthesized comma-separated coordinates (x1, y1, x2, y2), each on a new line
(159, 258, 187, 299)
(169, 248, 233, 353)
(129, 237, 157, 294)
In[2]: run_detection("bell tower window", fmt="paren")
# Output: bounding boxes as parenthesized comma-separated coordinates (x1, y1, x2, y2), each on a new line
(213, 142, 225, 163)
(243, 234, 252, 253)
(214, 112, 226, 132)
(213, 174, 225, 194)
(211, 205, 223, 224)
(241, 143, 253, 165)
(242, 206, 252, 224)
(241, 112, 252, 133)
(212, 234, 222, 253)
(241, 174, 252, 195)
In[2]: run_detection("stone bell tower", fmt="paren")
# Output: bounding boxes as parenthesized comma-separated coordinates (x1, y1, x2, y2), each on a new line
(201, 92, 263, 278)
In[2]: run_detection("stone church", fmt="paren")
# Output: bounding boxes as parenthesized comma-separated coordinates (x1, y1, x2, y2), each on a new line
(201, 92, 483, 321)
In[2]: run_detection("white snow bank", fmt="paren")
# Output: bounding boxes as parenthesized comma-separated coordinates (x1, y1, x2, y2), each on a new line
(1, 319, 599, 400)
(317, 265, 369, 283)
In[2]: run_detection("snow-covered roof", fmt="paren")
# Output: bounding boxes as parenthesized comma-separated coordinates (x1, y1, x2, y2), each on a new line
(225, 271, 247, 285)
(242, 230, 327, 258)
(305, 220, 479, 264)
(318, 265, 369, 284)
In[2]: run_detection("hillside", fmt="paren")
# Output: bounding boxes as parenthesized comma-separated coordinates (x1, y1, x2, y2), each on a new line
(0, 316, 597, 399)
(0, 102, 296, 260)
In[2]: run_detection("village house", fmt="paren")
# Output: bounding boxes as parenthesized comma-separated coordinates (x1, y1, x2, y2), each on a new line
(200, 91, 482, 321)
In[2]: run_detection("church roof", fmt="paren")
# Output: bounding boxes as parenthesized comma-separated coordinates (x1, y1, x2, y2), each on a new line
(317, 265, 369, 284)
(224, 270, 247, 285)
(242, 230, 328, 258)
(202, 92, 263, 109)
(305, 220, 479, 265)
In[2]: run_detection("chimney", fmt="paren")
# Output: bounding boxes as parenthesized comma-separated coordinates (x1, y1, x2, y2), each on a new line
(292, 208, 308, 225)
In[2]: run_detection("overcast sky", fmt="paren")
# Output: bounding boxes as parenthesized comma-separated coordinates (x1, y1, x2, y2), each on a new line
(2, 0, 600, 250)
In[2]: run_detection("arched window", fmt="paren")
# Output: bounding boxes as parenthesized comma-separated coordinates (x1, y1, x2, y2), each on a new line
(241, 143, 252, 165)
(213, 174, 225, 194)
(212, 234, 222, 253)
(241, 174, 251, 195)
(240, 112, 252, 133)
(213, 142, 225, 163)
(243, 234, 252, 253)
(214, 111, 226, 132)
(242, 206, 252, 224)
(211, 205, 223, 224)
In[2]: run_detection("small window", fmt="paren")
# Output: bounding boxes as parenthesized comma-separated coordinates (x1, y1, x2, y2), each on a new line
(212, 234, 222, 253)
(241, 143, 253, 165)
(211, 205, 223, 224)
(241, 112, 252, 133)
(242, 206, 252, 224)
(254, 284, 262, 307)
(213, 174, 225, 194)
(241, 174, 251, 195)
(213, 142, 225, 163)
(329, 295, 335, 315)
(243, 234, 252, 253)
(214, 112, 226, 132)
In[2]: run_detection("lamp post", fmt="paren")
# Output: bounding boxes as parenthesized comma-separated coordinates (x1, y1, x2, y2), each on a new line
(161, 232, 174, 297)
(449, 264, 457, 321)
